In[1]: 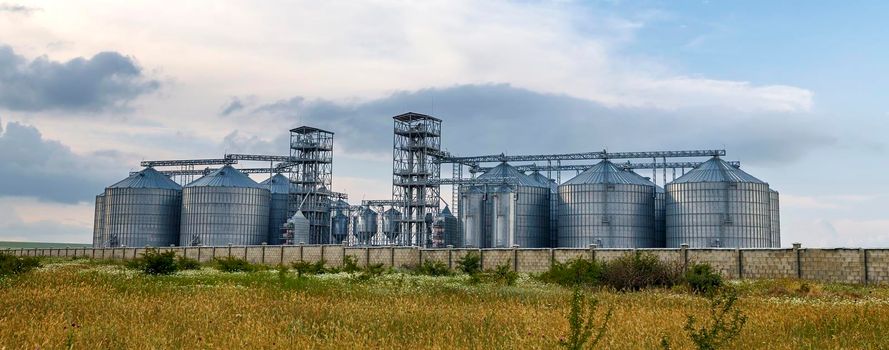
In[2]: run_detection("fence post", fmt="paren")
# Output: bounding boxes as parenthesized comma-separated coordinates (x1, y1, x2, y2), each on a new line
(447, 245, 454, 269)
(478, 248, 483, 269)
(589, 244, 597, 262)
(550, 248, 555, 269)
(279, 246, 285, 266)
(299, 242, 305, 262)
(512, 245, 519, 272)
(320, 245, 326, 265)
(261, 243, 267, 265)
(390, 247, 396, 268)
(243, 245, 248, 260)
(793, 243, 802, 279)
(418, 247, 424, 267)
(736, 248, 743, 280)
(365, 247, 371, 268)
(680, 244, 689, 271)
(228, 243, 233, 258)
(861, 248, 869, 285)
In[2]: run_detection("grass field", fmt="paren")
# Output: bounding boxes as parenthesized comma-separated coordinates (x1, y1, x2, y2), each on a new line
(1, 258, 888, 349)
(0, 241, 91, 249)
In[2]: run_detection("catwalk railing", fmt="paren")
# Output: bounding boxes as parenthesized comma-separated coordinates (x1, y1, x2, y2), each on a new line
(7, 243, 888, 284)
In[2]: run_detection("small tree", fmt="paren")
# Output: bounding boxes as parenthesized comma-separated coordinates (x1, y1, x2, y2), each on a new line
(560, 288, 612, 350)
(685, 263, 723, 295)
(456, 252, 482, 276)
(139, 249, 178, 275)
(683, 288, 747, 350)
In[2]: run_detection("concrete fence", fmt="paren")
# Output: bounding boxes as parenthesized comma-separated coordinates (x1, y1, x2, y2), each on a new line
(5, 243, 889, 285)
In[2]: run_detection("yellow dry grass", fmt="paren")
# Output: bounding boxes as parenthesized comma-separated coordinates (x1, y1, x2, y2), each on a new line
(1, 261, 888, 349)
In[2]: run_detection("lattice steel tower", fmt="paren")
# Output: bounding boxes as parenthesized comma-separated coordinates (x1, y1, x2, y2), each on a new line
(392, 113, 442, 247)
(289, 126, 334, 244)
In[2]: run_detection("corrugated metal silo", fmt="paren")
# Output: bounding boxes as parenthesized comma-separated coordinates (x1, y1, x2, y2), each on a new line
(355, 207, 378, 245)
(459, 162, 549, 248)
(382, 208, 402, 244)
(285, 211, 311, 244)
(769, 189, 780, 247)
(435, 206, 461, 247)
(260, 173, 290, 245)
(103, 167, 182, 247)
(654, 186, 666, 248)
(665, 157, 771, 248)
(92, 193, 105, 248)
(529, 171, 559, 247)
(557, 160, 656, 248)
(459, 186, 486, 248)
(180, 165, 270, 246)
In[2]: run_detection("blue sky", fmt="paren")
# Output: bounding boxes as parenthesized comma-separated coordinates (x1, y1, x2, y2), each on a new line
(0, 1, 886, 246)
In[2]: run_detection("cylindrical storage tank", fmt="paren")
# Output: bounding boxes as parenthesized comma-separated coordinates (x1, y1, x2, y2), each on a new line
(382, 208, 402, 244)
(260, 174, 290, 245)
(769, 189, 780, 247)
(530, 171, 558, 247)
(459, 186, 485, 248)
(331, 204, 350, 244)
(488, 185, 515, 248)
(180, 165, 270, 246)
(436, 206, 461, 247)
(285, 211, 311, 244)
(103, 167, 182, 247)
(355, 207, 378, 245)
(92, 193, 105, 248)
(654, 186, 666, 248)
(557, 160, 656, 248)
(666, 157, 771, 248)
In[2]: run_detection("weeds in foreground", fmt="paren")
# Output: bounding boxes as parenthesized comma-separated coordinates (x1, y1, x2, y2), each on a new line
(559, 288, 612, 350)
(686, 263, 723, 295)
(412, 260, 452, 276)
(213, 256, 257, 273)
(456, 252, 482, 276)
(0, 253, 41, 276)
(291, 260, 327, 277)
(537, 258, 602, 287)
(661, 288, 747, 350)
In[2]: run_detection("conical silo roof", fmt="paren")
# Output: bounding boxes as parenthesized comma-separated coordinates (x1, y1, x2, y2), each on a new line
(108, 167, 181, 190)
(529, 171, 558, 191)
(186, 165, 263, 188)
(478, 162, 544, 187)
(563, 160, 654, 186)
(260, 173, 290, 194)
(440, 205, 455, 218)
(671, 157, 764, 184)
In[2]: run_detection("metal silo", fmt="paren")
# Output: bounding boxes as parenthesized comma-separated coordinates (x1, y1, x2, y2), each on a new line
(103, 167, 182, 247)
(557, 160, 656, 248)
(260, 173, 290, 245)
(665, 157, 771, 248)
(331, 200, 351, 244)
(435, 206, 461, 248)
(180, 165, 270, 246)
(654, 185, 666, 248)
(769, 189, 780, 247)
(284, 211, 311, 244)
(354, 207, 378, 245)
(382, 208, 402, 244)
(459, 162, 549, 248)
(92, 193, 105, 248)
(530, 171, 559, 247)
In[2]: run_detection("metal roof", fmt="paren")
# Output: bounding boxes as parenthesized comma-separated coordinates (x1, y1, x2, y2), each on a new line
(477, 162, 545, 187)
(185, 165, 264, 188)
(290, 126, 333, 134)
(528, 171, 558, 191)
(563, 160, 655, 186)
(393, 112, 441, 122)
(439, 205, 455, 218)
(671, 157, 765, 184)
(108, 167, 182, 190)
(260, 174, 290, 194)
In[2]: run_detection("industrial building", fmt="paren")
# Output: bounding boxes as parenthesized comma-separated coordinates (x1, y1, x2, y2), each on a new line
(93, 112, 780, 249)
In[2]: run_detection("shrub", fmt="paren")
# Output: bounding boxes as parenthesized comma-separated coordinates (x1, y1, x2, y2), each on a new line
(213, 256, 256, 273)
(0, 253, 41, 276)
(176, 256, 201, 271)
(456, 252, 482, 276)
(490, 261, 519, 286)
(537, 258, 603, 287)
(683, 288, 747, 350)
(600, 252, 683, 291)
(291, 260, 327, 277)
(686, 263, 723, 295)
(559, 288, 612, 350)
(137, 249, 178, 275)
(414, 260, 452, 276)
(342, 255, 362, 273)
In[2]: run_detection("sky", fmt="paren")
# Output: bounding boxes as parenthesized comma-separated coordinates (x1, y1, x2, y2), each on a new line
(0, 0, 886, 246)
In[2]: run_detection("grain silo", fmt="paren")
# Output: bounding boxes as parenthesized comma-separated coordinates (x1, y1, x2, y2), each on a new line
(459, 162, 549, 248)
(665, 157, 771, 248)
(557, 160, 656, 248)
(654, 185, 666, 248)
(260, 173, 290, 244)
(769, 189, 780, 247)
(284, 211, 311, 244)
(331, 200, 351, 244)
(354, 206, 378, 245)
(434, 206, 461, 247)
(179, 165, 270, 246)
(102, 167, 182, 247)
(92, 193, 105, 248)
(529, 171, 559, 247)
(382, 208, 402, 244)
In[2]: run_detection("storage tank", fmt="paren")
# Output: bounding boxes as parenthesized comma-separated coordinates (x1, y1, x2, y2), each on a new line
(260, 173, 290, 244)
(557, 160, 656, 248)
(354, 207, 378, 245)
(459, 162, 549, 248)
(769, 189, 780, 247)
(459, 186, 486, 248)
(331, 200, 351, 244)
(382, 208, 402, 244)
(180, 165, 270, 246)
(92, 193, 105, 248)
(529, 171, 558, 247)
(654, 185, 666, 248)
(284, 210, 311, 244)
(103, 167, 182, 247)
(435, 206, 461, 247)
(665, 157, 771, 248)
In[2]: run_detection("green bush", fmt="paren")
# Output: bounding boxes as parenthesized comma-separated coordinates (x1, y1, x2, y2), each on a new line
(342, 255, 362, 273)
(537, 258, 603, 287)
(559, 288, 612, 349)
(291, 260, 327, 277)
(686, 263, 723, 295)
(213, 256, 256, 273)
(0, 253, 41, 276)
(176, 256, 201, 270)
(490, 261, 519, 286)
(600, 252, 683, 291)
(134, 249, 178, 275)
(414, 260, 452, 276)
(456, 252, 482, 276)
